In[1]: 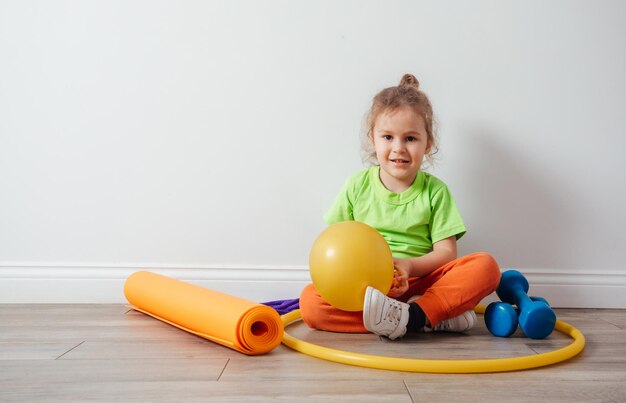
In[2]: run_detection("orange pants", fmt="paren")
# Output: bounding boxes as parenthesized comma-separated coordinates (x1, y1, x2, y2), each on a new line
(299, 252, 501, 332)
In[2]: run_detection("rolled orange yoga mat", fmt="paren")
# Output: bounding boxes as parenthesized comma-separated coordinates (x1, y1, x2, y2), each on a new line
(124, 271, 283, 355)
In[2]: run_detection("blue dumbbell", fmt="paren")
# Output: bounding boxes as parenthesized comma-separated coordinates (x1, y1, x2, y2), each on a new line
(485, 301, 518, 337)
(496, 270, 556, 339)
(485, 296, 552, 337)
(529, 296, 549, 306)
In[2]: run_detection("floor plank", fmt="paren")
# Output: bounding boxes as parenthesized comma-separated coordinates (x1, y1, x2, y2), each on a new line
(404, 378, 626, 402)
(1, 380, 412, 402)
(59, 338, 244, 360)
(0, 357, 228, 384)
(0, 340, 84, 360)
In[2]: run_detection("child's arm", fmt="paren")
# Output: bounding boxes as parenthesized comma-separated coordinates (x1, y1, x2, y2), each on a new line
(396, 236, 458, 279)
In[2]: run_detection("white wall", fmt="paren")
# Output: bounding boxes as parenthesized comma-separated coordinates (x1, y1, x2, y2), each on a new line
(1, 0, 625, 306)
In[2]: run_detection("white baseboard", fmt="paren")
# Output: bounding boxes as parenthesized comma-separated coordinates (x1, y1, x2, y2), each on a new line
(1, 263, 625, 308)
(0, 263, 310, 304)
(481, 268, 626, 309)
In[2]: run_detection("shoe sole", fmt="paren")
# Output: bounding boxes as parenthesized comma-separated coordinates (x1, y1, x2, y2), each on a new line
(465, 310, 478, 330)
(455, 311, 477, 332)
(362, 286, 379, 332)
(433, 310, 478, 332)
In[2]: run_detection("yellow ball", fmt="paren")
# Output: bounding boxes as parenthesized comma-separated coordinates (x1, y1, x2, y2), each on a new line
(309, 221, 394, 311)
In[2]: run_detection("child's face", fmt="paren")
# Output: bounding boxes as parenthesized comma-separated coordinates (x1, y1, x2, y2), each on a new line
(372, 107, 430, 193)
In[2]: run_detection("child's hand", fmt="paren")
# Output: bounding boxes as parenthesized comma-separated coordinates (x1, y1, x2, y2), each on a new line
(387, 258, 410, 298)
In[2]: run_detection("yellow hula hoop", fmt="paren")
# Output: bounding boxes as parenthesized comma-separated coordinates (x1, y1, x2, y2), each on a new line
(281, 305, 585, 373)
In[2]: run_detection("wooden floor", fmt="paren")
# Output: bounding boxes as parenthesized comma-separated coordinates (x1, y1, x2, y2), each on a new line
(1, 305, 625, 402)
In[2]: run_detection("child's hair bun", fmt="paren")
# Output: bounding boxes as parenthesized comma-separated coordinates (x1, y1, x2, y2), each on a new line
(399, 74, 420, 90)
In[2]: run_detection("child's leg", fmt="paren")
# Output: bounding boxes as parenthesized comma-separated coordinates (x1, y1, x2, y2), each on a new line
(300, 252, 500, 334)
(299, 283, 367, 333)
(400, 252, 501, 327)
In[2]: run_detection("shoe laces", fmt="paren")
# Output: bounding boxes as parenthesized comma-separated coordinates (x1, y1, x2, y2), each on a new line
(384, 301, 403, 325)
(434, 319, 452, 331)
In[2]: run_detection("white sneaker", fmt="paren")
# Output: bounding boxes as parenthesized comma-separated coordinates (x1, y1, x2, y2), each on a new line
(426, 310, 477, 333)
(363, 286, 409, 340)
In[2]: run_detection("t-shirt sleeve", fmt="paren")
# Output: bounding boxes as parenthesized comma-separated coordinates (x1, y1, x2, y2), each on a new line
(323, 178, 355, 225)
(429, 184, 467, 243)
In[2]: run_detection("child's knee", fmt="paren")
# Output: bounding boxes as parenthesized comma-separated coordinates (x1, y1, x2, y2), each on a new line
(299, 283, 321, 329)
(469, 252, 501, 291)
(298, 283, 368, 333)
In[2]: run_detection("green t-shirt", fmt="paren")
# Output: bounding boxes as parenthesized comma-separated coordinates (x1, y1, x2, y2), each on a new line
(324, 166, 466, 258)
